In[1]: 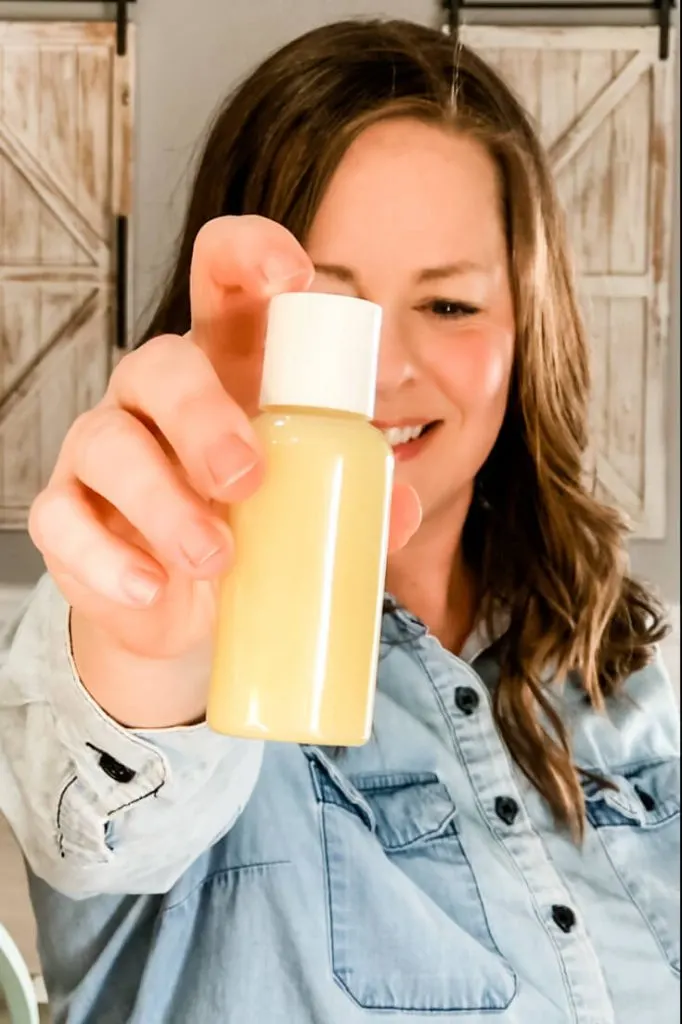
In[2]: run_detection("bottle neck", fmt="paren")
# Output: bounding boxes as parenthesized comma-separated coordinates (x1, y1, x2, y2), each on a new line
(260, 403, 370, 422)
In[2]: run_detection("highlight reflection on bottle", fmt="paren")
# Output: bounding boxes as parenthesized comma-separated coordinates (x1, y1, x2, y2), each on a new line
(207, 292, 394, 746)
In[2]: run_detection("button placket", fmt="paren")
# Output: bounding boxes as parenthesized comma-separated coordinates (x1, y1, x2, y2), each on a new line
(428, 650, 615, 1023)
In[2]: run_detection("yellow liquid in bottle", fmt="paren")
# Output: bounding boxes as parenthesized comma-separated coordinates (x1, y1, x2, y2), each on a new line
(207, 407, 393, 746)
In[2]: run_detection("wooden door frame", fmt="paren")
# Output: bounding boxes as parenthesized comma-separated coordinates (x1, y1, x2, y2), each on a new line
(462, 25, 676, 538)
(0, 21, 135, 527)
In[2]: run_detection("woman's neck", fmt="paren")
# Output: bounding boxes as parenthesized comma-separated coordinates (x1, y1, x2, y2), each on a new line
(386, 495, 478, 654)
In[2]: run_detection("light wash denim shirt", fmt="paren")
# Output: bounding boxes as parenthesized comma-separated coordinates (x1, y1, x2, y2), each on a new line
(0, 574, 679, 1024)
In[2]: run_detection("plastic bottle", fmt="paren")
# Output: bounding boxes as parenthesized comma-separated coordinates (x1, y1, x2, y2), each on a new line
(206, 291, 393, 746)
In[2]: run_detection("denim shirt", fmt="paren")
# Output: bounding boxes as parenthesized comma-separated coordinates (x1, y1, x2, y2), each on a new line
(0, 575, 679, 1024)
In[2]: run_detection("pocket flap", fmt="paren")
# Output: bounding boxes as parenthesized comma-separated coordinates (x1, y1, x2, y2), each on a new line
(584, 759, 680, 830)
(355, 772, 458, 850)
(306, 749, 457, 851)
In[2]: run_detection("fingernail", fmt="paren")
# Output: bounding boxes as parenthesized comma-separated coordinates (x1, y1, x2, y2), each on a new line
(180, 521, 228, 568)
(122, 570, 162, 606)
(261, 256, 310, 291)
(206, 435, 258, 492)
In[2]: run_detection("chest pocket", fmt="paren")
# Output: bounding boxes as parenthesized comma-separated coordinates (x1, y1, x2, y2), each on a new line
(584, 759, 680, 976)
(306, 750, 517, 1013)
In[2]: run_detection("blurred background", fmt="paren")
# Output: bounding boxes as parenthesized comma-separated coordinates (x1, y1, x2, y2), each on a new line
(0, 1, 679, 1018)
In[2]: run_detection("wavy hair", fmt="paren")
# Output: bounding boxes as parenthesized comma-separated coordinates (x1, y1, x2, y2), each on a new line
(141, 18, 668, 837)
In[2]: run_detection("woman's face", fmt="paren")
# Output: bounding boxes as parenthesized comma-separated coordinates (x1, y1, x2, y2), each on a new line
(306, 117, 516, 527)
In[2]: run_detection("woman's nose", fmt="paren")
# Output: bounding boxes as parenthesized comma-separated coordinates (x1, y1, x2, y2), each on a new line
(376, 323, 418, 394)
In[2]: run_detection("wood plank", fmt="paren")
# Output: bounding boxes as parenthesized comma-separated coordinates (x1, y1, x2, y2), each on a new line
(580, 274, 651, 298)
(39, 44, 79, 266)
(0, 118, 107, 266)
(0, 42, 41, 265)
(610, 55, 650, 275)
(606, 297, 646, 507)
(0, 289, 98, 425)
(640, 47, 676, 538)
(75, 289, 112, 411)
(538, 45, 577, 230)
(461, 25, 660, 55)
(0, 385, 41, 510)
(0, 291, 100, 521)
(549, 51, 652, 178)
(0, 284, 42, 402)
(583, 295, 610, 468)
(570, 48, 612, 274)
(573, 44, 612, 485)
(491, 47, 542, 127)
(38, 317, 78, 485)
(78, 40, 114, 239)
(574, 49, 614, 276)
(596, 454, 643, 518)
(0, 265, 110, 284)
(0, 39, 44, 403)
(0, 21, 114, 46)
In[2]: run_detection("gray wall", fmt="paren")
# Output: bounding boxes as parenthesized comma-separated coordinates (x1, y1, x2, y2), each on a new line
(0, 0, 679, 604)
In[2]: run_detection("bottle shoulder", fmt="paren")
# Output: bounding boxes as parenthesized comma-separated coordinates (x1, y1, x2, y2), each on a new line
(254, 409, 392, 456)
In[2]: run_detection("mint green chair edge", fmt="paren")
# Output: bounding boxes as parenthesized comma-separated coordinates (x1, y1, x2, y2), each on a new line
(0, 922, 40, 1024)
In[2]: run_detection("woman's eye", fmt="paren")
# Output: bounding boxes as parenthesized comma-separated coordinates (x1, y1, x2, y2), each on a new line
(424, 299, 480, 319)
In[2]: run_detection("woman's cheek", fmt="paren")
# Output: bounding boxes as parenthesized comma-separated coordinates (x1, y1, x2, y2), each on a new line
(428, 323, 514, 406)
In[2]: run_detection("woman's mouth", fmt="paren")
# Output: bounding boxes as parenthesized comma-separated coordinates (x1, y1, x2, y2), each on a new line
(377, 420, 441, 462)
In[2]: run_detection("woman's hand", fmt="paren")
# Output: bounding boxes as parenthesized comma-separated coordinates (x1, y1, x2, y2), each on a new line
(29, 217, 421, 688)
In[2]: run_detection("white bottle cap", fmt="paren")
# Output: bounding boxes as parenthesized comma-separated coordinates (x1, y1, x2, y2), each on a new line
(259, 292, 382, 418)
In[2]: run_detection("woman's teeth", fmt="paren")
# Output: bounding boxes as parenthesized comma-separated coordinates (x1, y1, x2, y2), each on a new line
(381, 424, 428, 447)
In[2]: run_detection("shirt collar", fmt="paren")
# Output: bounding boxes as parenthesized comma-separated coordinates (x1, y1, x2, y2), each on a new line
(382, 593, 510, 664)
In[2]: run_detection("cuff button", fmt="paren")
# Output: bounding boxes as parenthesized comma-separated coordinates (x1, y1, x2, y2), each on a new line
(98, 752, 136, 784)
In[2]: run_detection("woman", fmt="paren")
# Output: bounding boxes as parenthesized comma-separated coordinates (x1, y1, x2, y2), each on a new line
(0, 18, 678, 1024)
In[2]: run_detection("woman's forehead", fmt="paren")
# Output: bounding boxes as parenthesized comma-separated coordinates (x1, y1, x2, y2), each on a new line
(306, 118, 506, 269)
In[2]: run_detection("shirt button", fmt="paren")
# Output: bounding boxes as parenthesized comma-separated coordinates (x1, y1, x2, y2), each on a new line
(494, 796, 520, 825)
(454, 686, 480, 715)
(98, 752, 136, 784)
(551, 904, 577, 934)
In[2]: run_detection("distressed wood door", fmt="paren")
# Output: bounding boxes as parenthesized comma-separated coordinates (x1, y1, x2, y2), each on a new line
(461, 26, 675, 538)
(0, 21, 133, 529)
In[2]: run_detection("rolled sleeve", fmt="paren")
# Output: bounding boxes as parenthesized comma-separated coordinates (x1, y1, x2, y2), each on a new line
(0, 574, 263, 899)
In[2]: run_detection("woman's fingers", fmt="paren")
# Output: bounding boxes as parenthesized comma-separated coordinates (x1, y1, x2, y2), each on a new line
(29, 482, 167, 607)
(189, 215, 314, 350)
(58, 406, 234, 576)
(105, 334, 263, 502)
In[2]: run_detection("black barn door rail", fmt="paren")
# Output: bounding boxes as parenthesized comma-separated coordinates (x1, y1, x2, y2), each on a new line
(440, 0, 676, 59)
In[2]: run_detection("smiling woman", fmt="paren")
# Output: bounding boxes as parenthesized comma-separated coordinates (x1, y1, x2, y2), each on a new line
(141, 20, 667, 831)
(0, 16, 678, 1024)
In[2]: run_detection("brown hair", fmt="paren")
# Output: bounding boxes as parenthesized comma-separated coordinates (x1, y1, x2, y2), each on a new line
(142, 18, 668, 837)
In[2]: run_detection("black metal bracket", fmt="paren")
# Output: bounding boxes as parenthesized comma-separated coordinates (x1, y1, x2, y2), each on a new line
(115, 217, 128, 350)
(440, 0, 675, 59)
(116, 0, 129, 57)
(115, 0, 130, 347)
(657, 0, 673, 57)
(443, 0, 463, 36)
